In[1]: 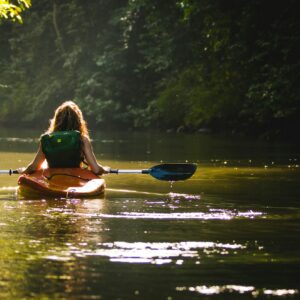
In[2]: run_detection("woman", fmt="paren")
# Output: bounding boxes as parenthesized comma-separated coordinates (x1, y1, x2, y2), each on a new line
(20, 101, 109, 175)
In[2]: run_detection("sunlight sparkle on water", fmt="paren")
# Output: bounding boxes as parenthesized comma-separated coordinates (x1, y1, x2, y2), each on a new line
(176, 285, 299, 297)
(168, 192, 201, 200)
(42, 241, 247, 265)
(45, 255, 74, 262)
(96, 209, 263, 220)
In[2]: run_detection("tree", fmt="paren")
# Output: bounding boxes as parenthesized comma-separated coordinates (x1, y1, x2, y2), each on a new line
(0, 0, 299, 139)
(0, 0, 31, 23)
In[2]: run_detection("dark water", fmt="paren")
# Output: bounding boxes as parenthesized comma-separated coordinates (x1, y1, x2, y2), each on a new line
(0, 129, 300, 299)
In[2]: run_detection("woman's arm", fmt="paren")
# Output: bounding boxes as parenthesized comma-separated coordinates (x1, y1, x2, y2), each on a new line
(20, 143, 45, 174)
(82, 136, 109, 175)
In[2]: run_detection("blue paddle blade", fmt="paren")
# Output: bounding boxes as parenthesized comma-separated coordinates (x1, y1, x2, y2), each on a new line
(148, 163, 197, 181)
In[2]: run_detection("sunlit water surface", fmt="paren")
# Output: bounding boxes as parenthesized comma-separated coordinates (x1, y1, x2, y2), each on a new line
(0, 129, 299, 299)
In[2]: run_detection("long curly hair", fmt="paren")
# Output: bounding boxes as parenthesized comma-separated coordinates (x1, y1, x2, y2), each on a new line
(47, 101, 90, 139)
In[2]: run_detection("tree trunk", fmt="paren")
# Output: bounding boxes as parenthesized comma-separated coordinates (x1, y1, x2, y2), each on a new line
(52, 0, 65, 55)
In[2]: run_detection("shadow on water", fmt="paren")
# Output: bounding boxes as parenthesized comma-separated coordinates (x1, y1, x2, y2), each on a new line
(1, 127, 300, 162)
(0, 128, 300, 299)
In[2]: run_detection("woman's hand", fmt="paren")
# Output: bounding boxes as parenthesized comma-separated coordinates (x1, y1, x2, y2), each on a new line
(17, 167, 26, 174)
(102, 166, 111, 174)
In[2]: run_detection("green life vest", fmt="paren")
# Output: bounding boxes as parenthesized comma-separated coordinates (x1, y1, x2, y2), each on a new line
(41, 130, 82, 168)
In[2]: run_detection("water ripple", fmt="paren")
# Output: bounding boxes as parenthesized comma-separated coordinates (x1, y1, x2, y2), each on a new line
(0, 137, 36, 143)
(95, 209, 264, 220)
(44, 241, 248, 264)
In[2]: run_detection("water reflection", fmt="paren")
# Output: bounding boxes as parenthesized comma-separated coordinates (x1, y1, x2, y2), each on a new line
(0, 198, 108, 298)
(42, 240, 248, 265)
(94, 209, 264, 220)
(0, 186, 18, 200)
(176, 285, 299, 297)
(0, 137, 37, 143)
(0, 129, 300, 299)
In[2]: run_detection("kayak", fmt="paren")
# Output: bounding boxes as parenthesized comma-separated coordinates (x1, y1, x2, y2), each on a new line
(18, 168, 105, 198)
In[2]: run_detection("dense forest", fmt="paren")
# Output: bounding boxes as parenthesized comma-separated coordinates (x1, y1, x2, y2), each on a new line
(0, 0, 299, 139)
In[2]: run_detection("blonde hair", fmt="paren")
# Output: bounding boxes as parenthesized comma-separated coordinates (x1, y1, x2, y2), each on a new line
(47, 101, 90, 139)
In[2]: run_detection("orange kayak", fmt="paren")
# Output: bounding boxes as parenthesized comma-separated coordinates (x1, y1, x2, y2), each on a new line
(18, 168, 105, 198)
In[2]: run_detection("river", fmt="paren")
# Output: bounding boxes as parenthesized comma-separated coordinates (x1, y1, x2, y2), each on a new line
(0, 128, 299, 299)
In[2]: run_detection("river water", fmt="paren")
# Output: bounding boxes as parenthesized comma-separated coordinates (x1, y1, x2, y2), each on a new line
(0, 128, 299, 299)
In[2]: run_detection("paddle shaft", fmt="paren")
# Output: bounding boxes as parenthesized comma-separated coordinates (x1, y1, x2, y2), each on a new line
(1, 169, 150, 175)
(0, 169, 19, 175)
(110, 169, 150, 174)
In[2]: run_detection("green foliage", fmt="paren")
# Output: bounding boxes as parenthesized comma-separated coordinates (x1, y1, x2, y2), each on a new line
(0, 0, 31, 23)
(156, 64, 241, 131)
(0, 0, 299, 139)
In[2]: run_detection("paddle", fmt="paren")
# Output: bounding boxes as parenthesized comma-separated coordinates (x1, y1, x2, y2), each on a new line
(109, 163, 197, 181)
(0, 163, 197, 181)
